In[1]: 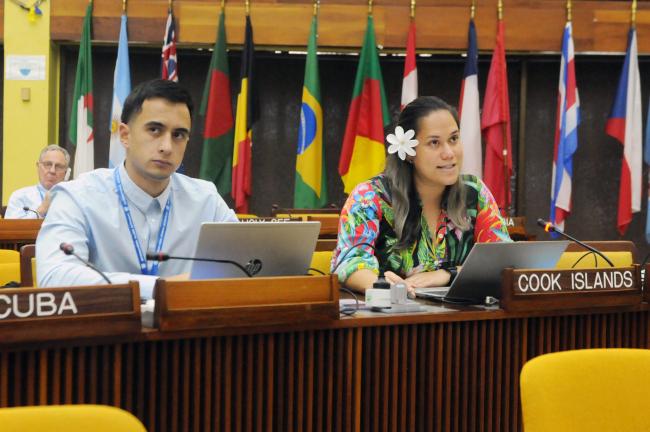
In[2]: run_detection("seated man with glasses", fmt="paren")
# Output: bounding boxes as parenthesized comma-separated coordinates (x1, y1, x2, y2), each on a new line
(5, 145, 71, 219)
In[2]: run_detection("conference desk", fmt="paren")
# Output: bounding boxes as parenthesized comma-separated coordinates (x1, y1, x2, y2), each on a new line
(0, 301, 647, 432)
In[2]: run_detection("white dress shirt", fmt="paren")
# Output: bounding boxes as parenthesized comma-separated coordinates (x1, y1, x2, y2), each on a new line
(36, 164, 238, 298)
(5, 184, 47, 219)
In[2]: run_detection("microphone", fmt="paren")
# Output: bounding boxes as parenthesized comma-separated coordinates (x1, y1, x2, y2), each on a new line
(145, 252, 261, 278)
(536, 219, 614, 267)
(59, 242, 113, 284)
(22, 206, 41, 218)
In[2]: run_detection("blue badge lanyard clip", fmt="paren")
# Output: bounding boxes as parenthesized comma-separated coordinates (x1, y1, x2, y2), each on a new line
(114, 170, 171, 276)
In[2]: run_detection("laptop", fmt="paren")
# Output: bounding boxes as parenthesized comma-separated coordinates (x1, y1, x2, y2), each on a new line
(189, 221, 321, 279)
(415, 240, 570, 304)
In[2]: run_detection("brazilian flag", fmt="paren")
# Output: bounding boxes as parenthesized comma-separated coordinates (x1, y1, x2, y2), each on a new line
(294, 15, 328, 208)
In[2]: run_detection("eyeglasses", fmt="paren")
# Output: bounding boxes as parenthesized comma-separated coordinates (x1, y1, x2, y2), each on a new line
(38, 161, 68, 172)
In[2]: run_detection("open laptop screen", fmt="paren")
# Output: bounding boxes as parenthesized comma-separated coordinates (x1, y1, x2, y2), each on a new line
(416, 240, 570, 303)
(189, 221, 321, 279)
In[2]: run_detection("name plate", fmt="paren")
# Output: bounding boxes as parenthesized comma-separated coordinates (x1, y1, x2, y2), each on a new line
(154, 275, 340, 331)
(0, 283, 141, 344)
(501, 266, 642, 312)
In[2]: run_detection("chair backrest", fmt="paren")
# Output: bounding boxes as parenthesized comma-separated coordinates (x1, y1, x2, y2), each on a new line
(556, 240, 637, 269)
(0, 404, 147, 431)
(306, 215, 339, 238)
(0, 249, 20, 286)
(520, 348, 650, 432)
(270, 204, 341, 217)
(310, 250, 333, 275)
(20, 244, 35, 287)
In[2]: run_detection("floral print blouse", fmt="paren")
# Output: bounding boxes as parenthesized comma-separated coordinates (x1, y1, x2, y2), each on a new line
(331, 174, 511, 282)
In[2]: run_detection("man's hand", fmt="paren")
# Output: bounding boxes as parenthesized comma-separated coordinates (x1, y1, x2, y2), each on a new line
(36, 192, 53, 218)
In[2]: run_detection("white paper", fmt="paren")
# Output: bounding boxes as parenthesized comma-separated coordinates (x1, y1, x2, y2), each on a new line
(6, 55, 46, 80)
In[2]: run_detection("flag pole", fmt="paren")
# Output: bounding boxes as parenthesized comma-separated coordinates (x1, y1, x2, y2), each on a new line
(122, 0, 126, 12)
(410, 0, 415, 19)
(245, 0, 250, 16)
(313, 0, 319, 16)
(566, 0, 571, 22)
(470, 0, 475, 19)
(497, 0, 510, 214)
(221, 0, 225, 12)
(368, 0, 373, 16)
(631, 0, 637, 28)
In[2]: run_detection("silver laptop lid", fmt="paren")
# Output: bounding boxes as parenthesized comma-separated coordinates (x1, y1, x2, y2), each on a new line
(189, 221, 321, 279)
(417, 240, 570, 303)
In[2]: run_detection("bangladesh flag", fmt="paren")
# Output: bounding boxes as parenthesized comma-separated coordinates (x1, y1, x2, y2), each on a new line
(338, 15, 390, 194)
(294, 15, 327, 208)
(199, 10, 234, 198)
(69, 1, 95, 178)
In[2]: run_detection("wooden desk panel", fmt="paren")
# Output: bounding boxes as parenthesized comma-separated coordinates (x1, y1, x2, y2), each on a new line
(0, 307, 647, 431)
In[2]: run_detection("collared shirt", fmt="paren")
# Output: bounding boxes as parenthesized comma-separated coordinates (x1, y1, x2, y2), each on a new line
(36, 164, 238, 297)
(5, 184, 47, 219)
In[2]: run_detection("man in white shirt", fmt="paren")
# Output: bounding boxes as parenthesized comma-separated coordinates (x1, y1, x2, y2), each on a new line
(36, 79, 237, 297)
(5, 145, 70, 219)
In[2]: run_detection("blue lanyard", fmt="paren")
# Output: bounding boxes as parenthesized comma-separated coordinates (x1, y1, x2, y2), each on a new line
(114, 169, 172, 275)
(37, 187, 44, 201)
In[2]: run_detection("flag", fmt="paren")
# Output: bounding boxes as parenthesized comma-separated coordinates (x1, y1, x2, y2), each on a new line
(481, 20, 512, 208)
(69, 2, 94, 178)
(199, 10, 234, 198)
(294, 15, 327, 208)
(645, 94, 650, 242)
(161, 7, 178, 82)
(550, 22, 580, 232)
(459, 18, 482, 178)
(232, 16, 257, 213)
(400, 21, 417, 109)
(108, 13, 131, 169)
(606, 28, 642, 236)
(338, 15, 390, 194)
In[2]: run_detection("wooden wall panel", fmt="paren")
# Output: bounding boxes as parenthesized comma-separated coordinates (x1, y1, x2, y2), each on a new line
(0, 310, 648, 431)
(50, 0, 650, 53)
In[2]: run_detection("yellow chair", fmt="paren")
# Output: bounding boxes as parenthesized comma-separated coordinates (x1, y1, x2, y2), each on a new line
(556, 251, 633, 269)
(310, 250, 333, 275)
(556, 240, 636, 269)
(520, 348, 650, 432)
(0, 404, 147, 431)
(0, 249, 20, 286)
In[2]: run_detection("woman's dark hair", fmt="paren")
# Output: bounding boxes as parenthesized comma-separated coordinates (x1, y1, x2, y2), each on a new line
(384, 96, 468, 250)
(121, 79, 194, 124)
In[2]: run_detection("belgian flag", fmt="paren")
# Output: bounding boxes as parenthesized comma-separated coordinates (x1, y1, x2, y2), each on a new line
(232, 16, 257, 213)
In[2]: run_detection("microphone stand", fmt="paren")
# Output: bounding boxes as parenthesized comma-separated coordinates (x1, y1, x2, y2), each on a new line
(146, 253, 257, 278)
(537, 219, 615, 268)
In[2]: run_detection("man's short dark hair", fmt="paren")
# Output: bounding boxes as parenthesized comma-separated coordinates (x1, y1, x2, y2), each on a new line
(121, 79, 194, 124)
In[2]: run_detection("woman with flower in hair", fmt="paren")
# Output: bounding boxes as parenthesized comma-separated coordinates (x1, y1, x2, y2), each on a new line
(331, 96, 511, 296)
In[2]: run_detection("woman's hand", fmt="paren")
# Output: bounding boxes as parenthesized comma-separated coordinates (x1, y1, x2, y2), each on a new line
(384, 271, 416, 298)
(404, 270, 452, 289)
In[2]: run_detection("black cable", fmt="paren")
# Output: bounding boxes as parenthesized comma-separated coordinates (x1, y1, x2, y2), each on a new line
(339, 287, 360, 316)
(307, 267, 326, 275)
(330, 241, 377, 275)
(571, 251, 598, 269)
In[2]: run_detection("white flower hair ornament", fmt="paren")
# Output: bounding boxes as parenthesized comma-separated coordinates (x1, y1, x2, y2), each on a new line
(386, 126, 419, 161)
